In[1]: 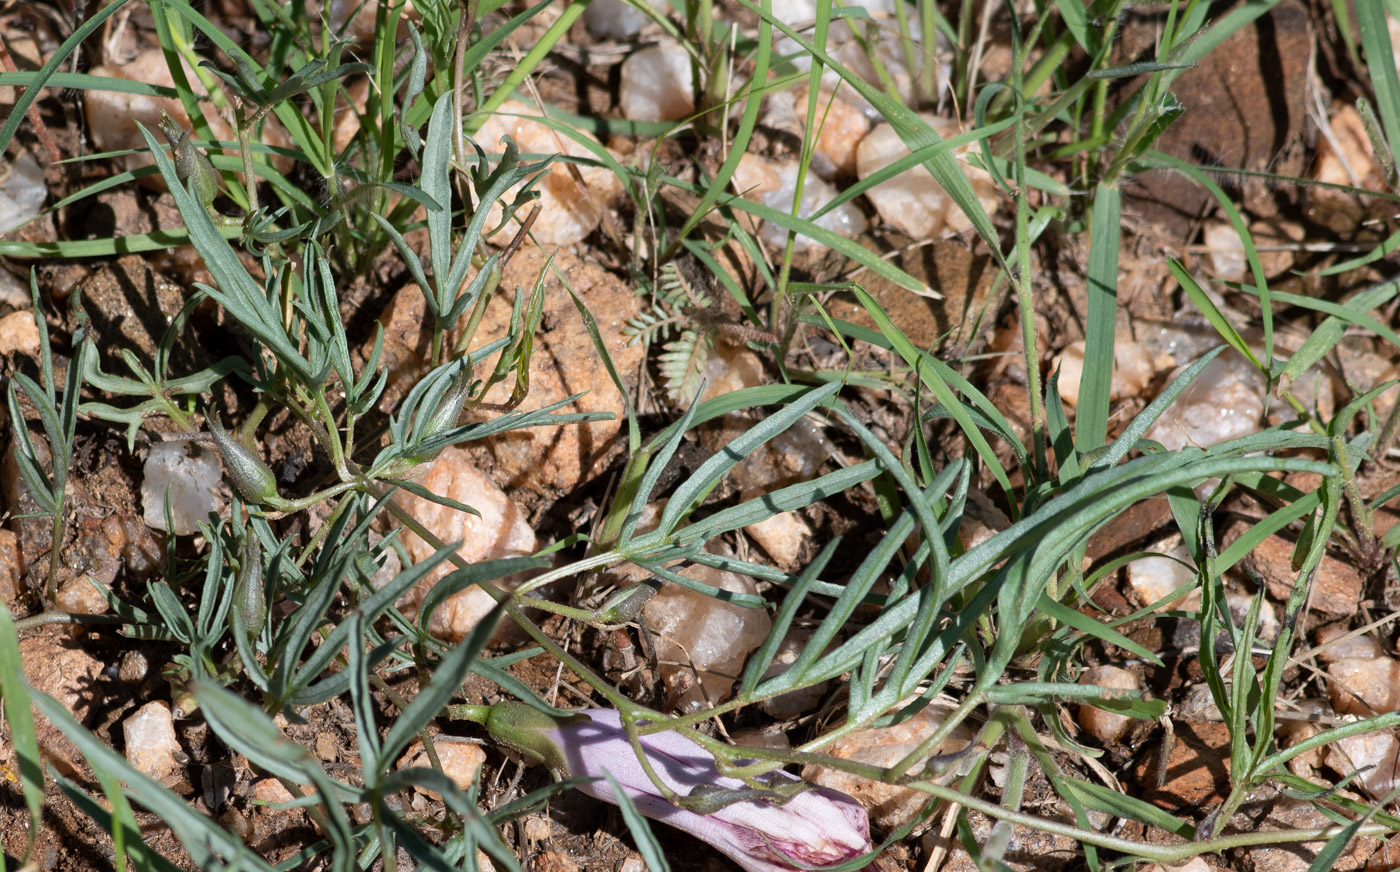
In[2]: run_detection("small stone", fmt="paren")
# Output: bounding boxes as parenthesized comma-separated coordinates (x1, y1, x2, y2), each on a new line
(856, 116, 999, 240)
(793, 86, 873, 179)
(397, 739, 487, 799)
(729, 727, 791, 751)
(142, 441, 224, 536)
(393, 446, 537, 642)
(751, 159, 867, 254)
(1328, 657, 1400, 716)
(0, 311, 40, 360)
(85, 49, 289, 185)
(0, 529, 22, 608)
(1314, 625, 1383, 662)
(1271, 367, 1334, 428)
(533, 850, 578, 872)
(1325, 728, 1400, 802)
(1054, 336, 1156, 406)
(1224, 518, 1364, 618)
(744, 508, 810, 570)
(1276, 699, 1330, 783)
(699, 341, 767, 403)
(1134, 721, 1231, 811)
(0, 152, 45, 235)
(960, 489, 1010, 550)
(733, 153, 866, 251)
(757, 628, 828, 719)
(1144, 352, 1265, 452)
(475, 101, 623, 247)
(1076, 665, 1141, 744)
(467, 247, 643, 493)
(1227, 591, 1279, 644)
(1126, 543, 1198, 611)
(641, 561, 772, 712)
(1234, 784, 1379, 871)
(1314, 104, 1379, 189)
(117, 650, 149, 684)
(619, 42, 695, 122)
(123, 701, 181, 780)
(583, 0, 667, 39)
(252, 777, 295, 804)
(55, 575, 110, 616)
(522, 814, 552, 844)
(803, 699, 973, 830)
(1203, 221, 1248, 282)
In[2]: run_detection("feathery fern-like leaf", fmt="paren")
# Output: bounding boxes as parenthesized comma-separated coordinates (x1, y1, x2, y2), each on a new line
(658, 328, 714, 404)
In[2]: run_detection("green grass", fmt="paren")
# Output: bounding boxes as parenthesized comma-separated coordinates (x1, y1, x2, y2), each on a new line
(1, 0, 1400, 869)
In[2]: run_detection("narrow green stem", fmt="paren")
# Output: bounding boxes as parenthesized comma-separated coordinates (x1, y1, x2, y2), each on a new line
(314, 391, 349, 479)
(1010, 39, 1046, 480)
(14, 610, 128, 632)
(446, 704, 491, 724)
(912, 778, 1395, 863)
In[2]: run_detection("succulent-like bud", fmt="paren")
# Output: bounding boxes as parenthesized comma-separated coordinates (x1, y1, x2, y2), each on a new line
(419, 366, 473, 441)
(158, 111, 219, 208)
(484, 704, 876, 872)
(591, 579, 662, 625)
(233, 535, 266, 637)
(208, 416, 279, 504)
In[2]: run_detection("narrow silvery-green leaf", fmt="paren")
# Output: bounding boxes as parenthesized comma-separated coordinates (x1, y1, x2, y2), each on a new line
(1076, 183, 1120, 453)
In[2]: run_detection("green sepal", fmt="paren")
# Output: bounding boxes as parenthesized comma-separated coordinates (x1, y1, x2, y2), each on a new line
(485, 701, 587, 777)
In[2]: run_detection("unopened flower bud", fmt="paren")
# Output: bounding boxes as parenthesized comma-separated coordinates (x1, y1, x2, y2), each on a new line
(233, 535, 266, 638)
(208, 416, 279, 504)
(591, 579, 662, 624)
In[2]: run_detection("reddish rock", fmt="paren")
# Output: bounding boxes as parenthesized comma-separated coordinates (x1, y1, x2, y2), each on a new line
(1134, 721, 1232, 811)
(1221, 519, 1364, 617)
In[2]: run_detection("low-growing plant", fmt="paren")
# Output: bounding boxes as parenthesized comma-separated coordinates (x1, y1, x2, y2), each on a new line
(3, 0, 1400, 870)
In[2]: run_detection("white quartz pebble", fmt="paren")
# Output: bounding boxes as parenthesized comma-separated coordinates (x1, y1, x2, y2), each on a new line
(619, 42, 695, 122)
(732, 154, 866, 253)
(143, 441, 224, 536)
(1314, 625, 1383, 662)
(758, 162, 867, 253)
(856, 117, 998, 240)
(1325, 727, 1400, 800)
(802, 699, 973, 830)
(1076, 665, 1141, 744)
(768, 87, 872, 179)
(1054, 337, 1156, 406)
(398, 739, 487, 799)
(0, 153, 45, 234)
(474, 101, 623, 247)
(1203, 222, 1248, 282)
(583, 0, 667, 39)
(86, 49, 290, 184)
(1126, 543, 1199, 611)
(1328, 657, 1400, 716)
(393, 446, 537, 642)
(1314, 104, 1379, 188)
(745, 509, 811, 570)
(124, 701, 181, 780)
(1144, 353, 1265, 452)
(641, 562, 772, 712)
